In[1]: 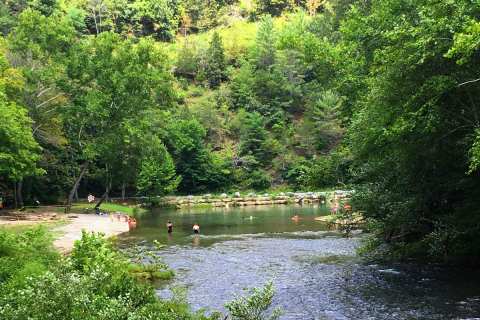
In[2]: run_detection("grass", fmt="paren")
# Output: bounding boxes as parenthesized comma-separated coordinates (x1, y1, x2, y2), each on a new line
(128, 263, 175, 282)
(65, 202, 147, 216)
(0, 217, 69, 233)
(165, 19, 258, 63)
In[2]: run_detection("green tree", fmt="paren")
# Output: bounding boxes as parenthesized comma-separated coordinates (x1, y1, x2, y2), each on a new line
(342, 0, 480, 262)
(137, 143, 180, 196)
(29, 0, 58, 16)
(229, 60, 255, 106)
(238, 111, 277, 166)
(175, 38, 199, 79)
(7, 8, 77, 206)
(64, 32, 176, 208)
(301, 90, 344, 152)
(253, 15, 276, 69)
(129, 0, 180, 41)
(254, 0, 294, 17)
(0, 97, 43, 203)
(163, 118, 215, 193)
(203, 31, 226, 88)
(225, 281, 282, 320)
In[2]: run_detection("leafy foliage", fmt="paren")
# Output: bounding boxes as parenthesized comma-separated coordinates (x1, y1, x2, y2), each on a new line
(0, 89, 43, 181)
(137, 144, 180, 196)
(225, 281, 282, 320)
(202, 31, 226, 88)
(3, 0, 480, 264)
(0, 229, 212, 320)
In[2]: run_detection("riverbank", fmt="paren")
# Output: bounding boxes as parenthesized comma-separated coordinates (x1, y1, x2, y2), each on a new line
(0, 204, 134, 252)
(159, 191, 351, 209)
(67, 202, 147, 215)
(0, 209, 67, 232)
(53, 214, 129, 252)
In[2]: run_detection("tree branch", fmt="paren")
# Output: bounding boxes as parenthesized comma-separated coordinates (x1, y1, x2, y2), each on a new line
(458, 78, 480, 87)
(35, 93, 64, 109)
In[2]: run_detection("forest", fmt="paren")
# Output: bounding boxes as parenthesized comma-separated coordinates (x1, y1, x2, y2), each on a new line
(1, 0, 480, 264)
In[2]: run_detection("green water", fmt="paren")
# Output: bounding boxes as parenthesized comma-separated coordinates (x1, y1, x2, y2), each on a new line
(122, 204, 332, 246)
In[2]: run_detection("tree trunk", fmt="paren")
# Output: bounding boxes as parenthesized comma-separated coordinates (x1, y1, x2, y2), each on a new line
(65, 163, 88, 213)
(74, 188, 79, 202)
(95, 184, 110, 210)
(13, 182, 17, 209)
(16, 180, 24, 208)
(121, 182, 126, 200)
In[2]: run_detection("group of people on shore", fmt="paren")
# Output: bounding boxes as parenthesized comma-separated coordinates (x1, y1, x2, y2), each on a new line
(166, 221, 200, 234)
(108, 212, 137, 230)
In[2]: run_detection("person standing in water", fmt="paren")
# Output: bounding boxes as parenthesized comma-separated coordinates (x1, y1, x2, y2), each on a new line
(193, 223, 200, 234)
(167, 221, 173, 233)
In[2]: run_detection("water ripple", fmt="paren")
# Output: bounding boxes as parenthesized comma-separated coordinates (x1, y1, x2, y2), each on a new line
(153, 235, 480, 319)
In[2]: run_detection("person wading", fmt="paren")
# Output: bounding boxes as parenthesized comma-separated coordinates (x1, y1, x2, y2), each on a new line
(166, 221, 173, 234)
(193, 223, 200, 234)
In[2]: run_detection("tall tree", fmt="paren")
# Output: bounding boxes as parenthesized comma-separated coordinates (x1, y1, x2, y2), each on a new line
(343, 0, 480, 262)
(7, 8, 75, 206)
(203, 31, 226, 88)
(64, 32, 176, 209)
(136, 141, 180, 197)
(253, 15, 276, 69)
(0, 52, 43, 206)
(129, 0, 180, 40)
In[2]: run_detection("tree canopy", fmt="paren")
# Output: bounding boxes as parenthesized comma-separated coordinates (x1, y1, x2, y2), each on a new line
(2, 0, 480, 263)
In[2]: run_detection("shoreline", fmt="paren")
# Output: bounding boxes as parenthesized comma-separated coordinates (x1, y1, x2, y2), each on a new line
(159, 191, 352, 209)
(52, 214, 129, 253)
(0, 207, 132, 253)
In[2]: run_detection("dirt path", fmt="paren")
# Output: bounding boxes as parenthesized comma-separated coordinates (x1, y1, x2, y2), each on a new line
(53, 214, 129, 252)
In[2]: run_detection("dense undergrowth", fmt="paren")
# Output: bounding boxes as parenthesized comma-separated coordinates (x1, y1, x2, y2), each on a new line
(0, 227, 203, 319)
(0, 226, 279, 319)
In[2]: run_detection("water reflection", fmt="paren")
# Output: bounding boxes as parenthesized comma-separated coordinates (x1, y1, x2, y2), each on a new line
(122, 204, 332, 247)
(192, 235, 200, 247)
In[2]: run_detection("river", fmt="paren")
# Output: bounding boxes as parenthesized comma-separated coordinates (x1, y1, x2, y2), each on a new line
(119, 205, 480, 319)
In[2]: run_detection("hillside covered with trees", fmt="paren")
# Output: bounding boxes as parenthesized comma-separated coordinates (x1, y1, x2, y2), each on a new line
(2, 0, 480, 263)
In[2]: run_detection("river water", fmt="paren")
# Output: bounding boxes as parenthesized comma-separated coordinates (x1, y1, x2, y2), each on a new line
(119, 205, 480, 319)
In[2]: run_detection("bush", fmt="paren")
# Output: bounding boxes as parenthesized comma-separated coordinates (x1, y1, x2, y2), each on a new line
(0, 230, 211, 320)
(0, 229, 282, 320)
(0, 227, 58, 288)
(225, 281, 282, 320)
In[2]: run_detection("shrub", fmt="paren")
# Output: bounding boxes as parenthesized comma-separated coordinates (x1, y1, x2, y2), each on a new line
(0, 229, 281, 320)
(0, 230, 210, 320)
(225, 281, 282, 320)
(0, 226, 58, 288)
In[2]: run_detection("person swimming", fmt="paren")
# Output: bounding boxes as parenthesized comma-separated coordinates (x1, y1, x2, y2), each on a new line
(193, 223, 200, 234)
(291, 215, 300, 221)
(167, 221, 173, 233)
